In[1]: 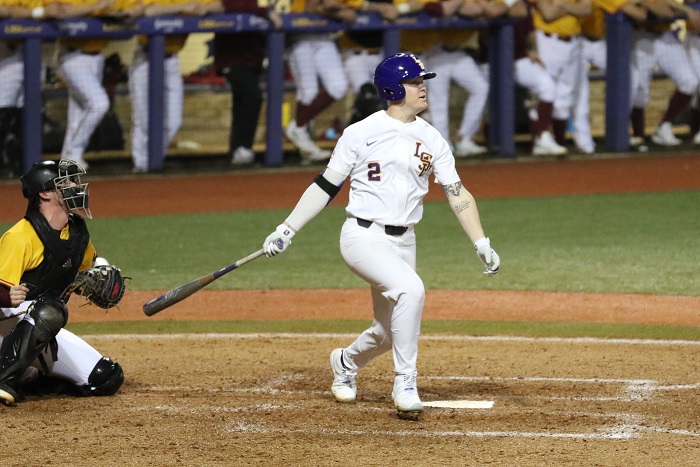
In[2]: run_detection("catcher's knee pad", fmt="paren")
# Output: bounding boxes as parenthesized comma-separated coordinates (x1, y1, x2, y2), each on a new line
(29, 297, 68, 342)
(85, 357, 124, 396)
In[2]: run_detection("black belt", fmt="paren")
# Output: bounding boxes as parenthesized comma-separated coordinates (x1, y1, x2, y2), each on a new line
(543, 32, 573, 42)
(356, 217, 408, 236)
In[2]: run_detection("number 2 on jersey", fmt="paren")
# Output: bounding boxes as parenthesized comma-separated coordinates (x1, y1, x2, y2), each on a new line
(368, 162, 381, 181)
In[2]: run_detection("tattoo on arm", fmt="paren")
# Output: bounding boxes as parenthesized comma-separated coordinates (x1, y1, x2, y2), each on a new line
(453, 200, 471, 214)
(442, 181, 463, 198)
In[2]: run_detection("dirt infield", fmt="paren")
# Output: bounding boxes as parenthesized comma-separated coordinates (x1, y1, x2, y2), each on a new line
(1, 154, 699, 465)
(5, 334, 700, 465)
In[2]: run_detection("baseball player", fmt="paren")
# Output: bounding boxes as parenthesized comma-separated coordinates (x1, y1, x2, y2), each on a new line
(124, 0, 220, 173)
(0, 160, 124, 406)
(631, 0, 698, 146)
(531, 0, 592, 147)
(262, 53, 500, 414)
(573, 0, 646, 152)
(285, 0, 353, 164)
(49, 0, 117, 170)
(0, 0, 40, 177)
(422, 0, 489, 157)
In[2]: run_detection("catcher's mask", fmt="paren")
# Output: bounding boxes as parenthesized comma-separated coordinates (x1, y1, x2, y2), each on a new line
(21, 160, 92, 219)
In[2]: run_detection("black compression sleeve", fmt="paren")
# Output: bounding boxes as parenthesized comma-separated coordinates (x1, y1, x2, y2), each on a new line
(313, 173, 341, 199)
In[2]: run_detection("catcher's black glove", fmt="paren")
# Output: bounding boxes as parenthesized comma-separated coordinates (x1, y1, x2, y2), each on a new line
(63, 265, 127, 309)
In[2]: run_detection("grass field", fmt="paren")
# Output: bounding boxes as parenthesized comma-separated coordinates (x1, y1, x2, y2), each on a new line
(28, 190, 697, 296)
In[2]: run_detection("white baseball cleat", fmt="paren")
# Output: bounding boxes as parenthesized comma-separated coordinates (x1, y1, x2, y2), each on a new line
(532, 131, 567, 156)
(454, 137, 487, 157)
(330, 348, 357, 403)
(651, 122, 681, 146)
(392, 372, 423, 413)
(0, 386, 17, 406)
(232, 146, 255, 165)
(300, 148, 331, 166)
(286, 122, 327, 157)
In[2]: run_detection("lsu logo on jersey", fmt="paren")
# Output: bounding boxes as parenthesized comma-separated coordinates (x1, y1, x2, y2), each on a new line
(413, 142, 432, 177)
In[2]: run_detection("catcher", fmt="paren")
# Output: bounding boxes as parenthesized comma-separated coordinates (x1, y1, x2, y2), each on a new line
(0, 160, 126, 406)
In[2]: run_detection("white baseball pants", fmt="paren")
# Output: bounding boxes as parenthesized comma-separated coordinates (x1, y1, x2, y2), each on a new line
(57, 49, 109, 161)
(535, 31, 583, 120)
(339, 218, 424, 376)
(129, 48, 183, 171)
(0, 43, 24, 107)
(288, 35, 349, 104)
(425, 46, 489, 142)
(1, 302, 103, 387)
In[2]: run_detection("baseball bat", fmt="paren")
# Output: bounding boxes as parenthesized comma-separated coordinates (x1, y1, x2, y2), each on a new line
(143, 248, 266, 316)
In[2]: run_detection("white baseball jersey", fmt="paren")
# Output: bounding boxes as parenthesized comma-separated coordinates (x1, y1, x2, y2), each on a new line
(328, 110, 460, 227)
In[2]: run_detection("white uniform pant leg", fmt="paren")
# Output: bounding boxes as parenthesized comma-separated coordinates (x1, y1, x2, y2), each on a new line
(288, 38, 320, 105)
(58, 51, 109, 160)
(656, 31, 699, 95)
(314, 38, 348, 100)
(129, 48, 149, 170)
(1, 302, 101, 386)
(44, 328, 103, 386)
(631, 31, 655, 108)
(515, 57, 556, 102)
(340, 220, 424, 375)
(687, 35, 700, 107)
(0, 46, 24, 107)
(536, 31, 582, 120)
(163, 54, 184, 148)
(424, 47, 453, 141)
(343, 50, 382, 93)
(452, 54, 489, 140)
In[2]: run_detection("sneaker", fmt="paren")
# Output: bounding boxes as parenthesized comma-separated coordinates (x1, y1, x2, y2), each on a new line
(454, 137, 487, 157)
(0, 384, 18, 406)
(392, 372, 423, 413)
(232, 146, 255, 165)
(629, 136, 645, 147)
(285, 121, 326, 156)
(300, 148, 331, 166)
(651, 122, 681, 146)
(532, 131, 567, 156)
(330, 348, 357, 403)
(693, 131, 700, 145)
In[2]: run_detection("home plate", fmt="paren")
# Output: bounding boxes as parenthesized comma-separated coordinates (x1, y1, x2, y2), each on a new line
(423, 400, 494, 409)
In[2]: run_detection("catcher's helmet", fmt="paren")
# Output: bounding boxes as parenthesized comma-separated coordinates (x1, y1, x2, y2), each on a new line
(373, 53, 436, 101)
(20, 160, 91, 218)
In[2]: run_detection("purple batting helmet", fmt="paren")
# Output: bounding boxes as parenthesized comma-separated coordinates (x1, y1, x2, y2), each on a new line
(373, 53, 436, 101)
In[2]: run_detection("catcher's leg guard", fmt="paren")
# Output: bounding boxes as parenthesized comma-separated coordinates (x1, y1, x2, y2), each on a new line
(79, 357, 124, 396)
(0, 297, 68, 399)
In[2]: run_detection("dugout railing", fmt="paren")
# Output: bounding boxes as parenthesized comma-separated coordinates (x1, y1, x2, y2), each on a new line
(1, 11, 638, 172)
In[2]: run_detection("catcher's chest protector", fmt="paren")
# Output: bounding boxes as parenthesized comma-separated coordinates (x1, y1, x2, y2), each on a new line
(21, 212, 90, 300)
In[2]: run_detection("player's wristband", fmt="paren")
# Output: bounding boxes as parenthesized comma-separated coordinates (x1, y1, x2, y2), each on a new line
(397, 3, 411, 14)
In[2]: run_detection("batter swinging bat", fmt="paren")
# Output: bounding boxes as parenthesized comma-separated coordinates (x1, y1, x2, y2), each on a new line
(143, 248, 267, 316)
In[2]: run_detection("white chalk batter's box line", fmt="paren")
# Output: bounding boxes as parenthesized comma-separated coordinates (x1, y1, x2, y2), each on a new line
(85, 333, 700, 346)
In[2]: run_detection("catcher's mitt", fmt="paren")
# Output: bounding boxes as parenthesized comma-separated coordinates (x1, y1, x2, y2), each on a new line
(64, 265, 127, 309)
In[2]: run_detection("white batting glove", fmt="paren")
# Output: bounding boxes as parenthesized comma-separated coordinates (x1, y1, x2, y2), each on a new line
(263, 224, 295, 257)
(474, 237, 500, 276)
